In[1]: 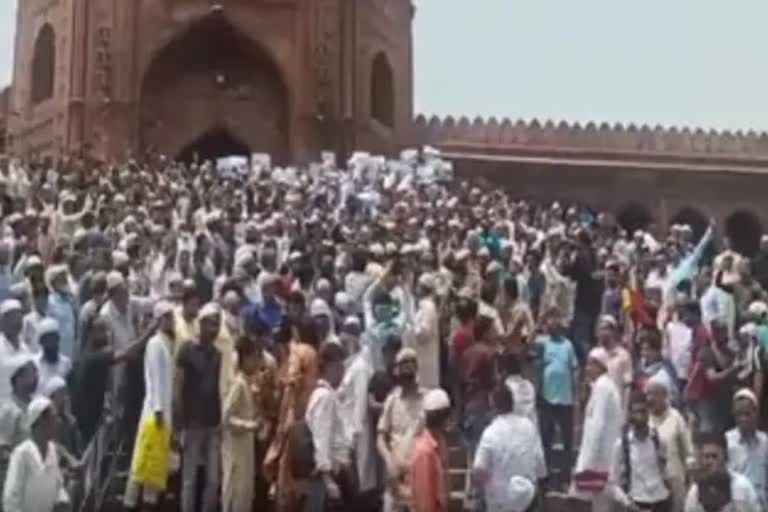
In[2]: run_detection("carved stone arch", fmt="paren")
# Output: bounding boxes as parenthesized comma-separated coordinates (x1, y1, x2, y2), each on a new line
(139, 13, 289, 162)
(617, 202, 654, 234)
(725, 210, 763, 257)
(31, 23, 56, 105)
(370, 51, 395, 128)
(670, 207, 709, 241)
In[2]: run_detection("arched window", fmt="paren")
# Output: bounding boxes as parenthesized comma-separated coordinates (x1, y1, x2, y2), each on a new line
(725, 210, 763, 257)
(31, 24, 56, 105)
(370, 52, 394, 128)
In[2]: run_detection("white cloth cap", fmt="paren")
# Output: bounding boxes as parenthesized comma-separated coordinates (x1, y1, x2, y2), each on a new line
(153, 300, 175, 320)
(310, 298, 332, 318)
(396, 347, 418, 365)
(739, 322, 758, 338)
(0, 299, 21, 316)
(25, 255, 43, 270)
(369, 243, 384, 256)
(197, 302, 221, 321)
(734, 388, 759, 408)
(748, 301, 768, 316)
(112, 251, 130, 267)
(588, 347, 611, 370)
(26, 396, 53, 430)
(424, 389, 451, 412)
(418, 273, 436, 291)
(42, 376, 67, 398)
(506, 476, 536, 512)
(37, 317, 59, 338)
(106, 271, 125, 290)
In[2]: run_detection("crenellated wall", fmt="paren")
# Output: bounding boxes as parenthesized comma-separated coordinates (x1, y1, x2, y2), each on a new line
(410, 114, 768, 165)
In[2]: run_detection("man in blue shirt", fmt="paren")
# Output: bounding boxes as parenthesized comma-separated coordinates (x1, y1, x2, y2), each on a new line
(535, 313, 579, 488)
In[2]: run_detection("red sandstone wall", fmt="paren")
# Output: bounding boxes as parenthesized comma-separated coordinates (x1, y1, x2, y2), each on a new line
(410, 115, 768, 164)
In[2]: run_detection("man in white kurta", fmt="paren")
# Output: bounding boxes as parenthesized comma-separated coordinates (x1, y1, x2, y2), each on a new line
(410, 274, 440, 390)
(123, 301, 176, 508)
(572, 349, 623, 512)
(0, 299, 34, 403)
(338, 341, 377, 496)
(3, 396, 67, 512)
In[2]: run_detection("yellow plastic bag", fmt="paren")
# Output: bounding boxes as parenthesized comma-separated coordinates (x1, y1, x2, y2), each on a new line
(130, 417, 171, 491)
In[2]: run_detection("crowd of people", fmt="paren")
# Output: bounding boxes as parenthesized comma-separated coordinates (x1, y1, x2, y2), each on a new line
(0, 147, 764, 512)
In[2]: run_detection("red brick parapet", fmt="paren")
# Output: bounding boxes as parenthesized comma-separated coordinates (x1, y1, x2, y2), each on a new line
(410, 114, 768, 166)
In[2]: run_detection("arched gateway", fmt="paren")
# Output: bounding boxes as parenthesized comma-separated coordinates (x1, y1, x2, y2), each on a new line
(139, 14, 289, 162)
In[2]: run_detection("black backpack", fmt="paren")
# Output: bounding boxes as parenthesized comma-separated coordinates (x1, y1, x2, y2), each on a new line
(288, 420, 316, 479)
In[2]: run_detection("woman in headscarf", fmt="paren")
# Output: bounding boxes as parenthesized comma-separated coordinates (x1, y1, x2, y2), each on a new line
(646, 378, 695, 512)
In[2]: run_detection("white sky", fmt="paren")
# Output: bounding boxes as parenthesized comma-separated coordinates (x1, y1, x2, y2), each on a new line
(3, 0, 768, 131)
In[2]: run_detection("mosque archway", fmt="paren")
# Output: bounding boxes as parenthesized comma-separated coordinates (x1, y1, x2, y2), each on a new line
(140, 13, 288, 162)
(617, 203, 654, 235)
(670, 207, 709, 241)
(176, 127, 250, 164)
(725, 210, 762, 257)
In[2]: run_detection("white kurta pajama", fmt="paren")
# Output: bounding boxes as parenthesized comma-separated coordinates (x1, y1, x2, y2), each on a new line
(125, 331, 174, 505)
(222, 373, 258, 512)
(3, 439, 67, 512)
(411, 296, 440, 390)
(338, 347, 377, 493)
(572, 373, 623, 512)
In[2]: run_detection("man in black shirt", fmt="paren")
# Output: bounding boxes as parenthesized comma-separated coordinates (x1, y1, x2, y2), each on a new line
(175, 302, 222, 512)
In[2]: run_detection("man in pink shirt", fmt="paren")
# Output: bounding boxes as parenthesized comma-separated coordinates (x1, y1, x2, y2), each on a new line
(410, 389, 452, 512)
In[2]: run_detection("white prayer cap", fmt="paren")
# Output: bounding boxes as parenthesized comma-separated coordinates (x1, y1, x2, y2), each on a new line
(342, 316, 361, 328)
(112, 250, 130, 267)
(739, 323, 758, 338)
(289, 251, 303, 262)
(486, 261, 504, 274)
(424, 389, 451, 412)
(385, 242, 398, 254)
(45, 264, 68, 285)
(455, 249, 470, 262)
(153, 300, 175, 320)
(5, 213, 22, 225)
(335, 292, 353, 313)
(37, 317, 60, 338)
(395, 347, 418, 365)
(25, 255, 43, 270)
(506, 477, 536, 512)
(448, 218, 462, 229)
(418, 273, 436, 291)
(197, 302, 221, 321)
(597, 314, 618, 329)
(0, 299, 21, 316)
(588, 347, 611, 370)
(369, 243, 384, 256)
(315, 278, 332, 292)
(106, 270, 126, 290)
(644, 375, 670, 395)
(748, 301, 768, 316)
(42, 376, 67, 398)
(734, 388, 759, 408)
(761, 234, 768, 243)
(26, 396, 53, 430)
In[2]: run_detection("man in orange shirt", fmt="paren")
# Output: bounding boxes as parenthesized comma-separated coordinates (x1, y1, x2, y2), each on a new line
(410, 389, 452, 512)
